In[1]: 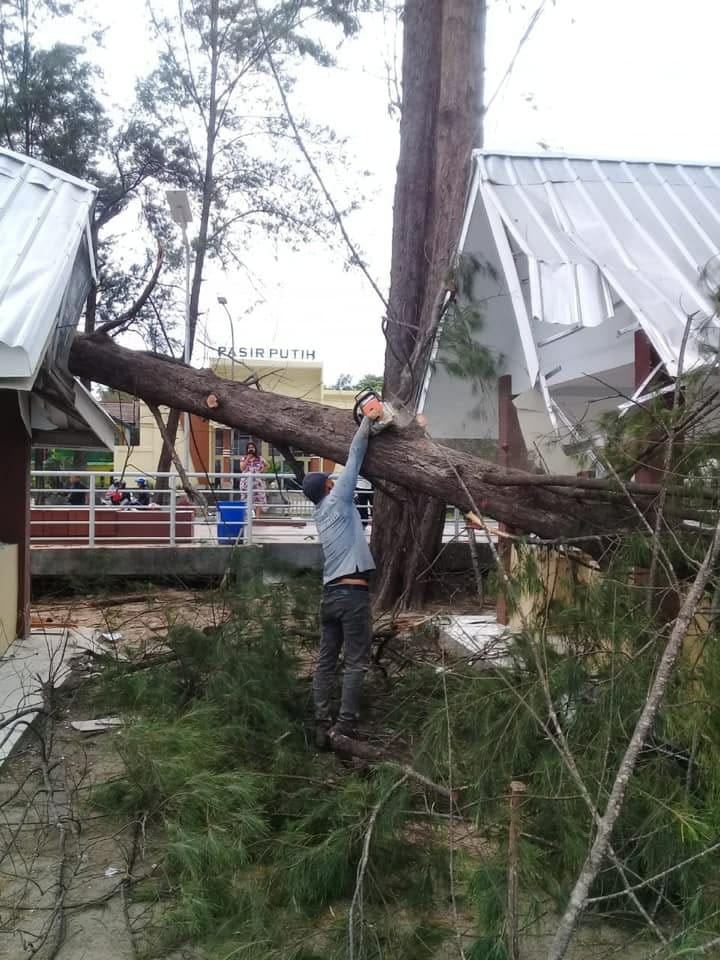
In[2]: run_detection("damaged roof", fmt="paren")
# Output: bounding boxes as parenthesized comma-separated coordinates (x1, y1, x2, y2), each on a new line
(420, 150, 720, 447)
(0, 148, 115, 449)
(0, 147, 98, 389)
(473, 151, 720, 382)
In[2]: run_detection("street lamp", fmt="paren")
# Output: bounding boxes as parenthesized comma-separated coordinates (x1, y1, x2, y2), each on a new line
(165, 189, 193, 472)
(217, 295, 236, 362)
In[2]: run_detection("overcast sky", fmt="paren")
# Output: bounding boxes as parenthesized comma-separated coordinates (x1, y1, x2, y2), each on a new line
(70, 0, 720, 384)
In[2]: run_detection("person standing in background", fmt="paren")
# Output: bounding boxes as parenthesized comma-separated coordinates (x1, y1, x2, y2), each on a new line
(239, 441, 268, 518)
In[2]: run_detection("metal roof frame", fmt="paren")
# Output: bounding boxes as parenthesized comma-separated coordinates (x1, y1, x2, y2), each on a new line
(0, 148, 113, 449)
(420, 149, 720, 449)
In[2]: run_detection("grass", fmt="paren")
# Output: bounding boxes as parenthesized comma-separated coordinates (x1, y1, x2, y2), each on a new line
(84, 550, 720, 958)
(89, 564, 453, 958)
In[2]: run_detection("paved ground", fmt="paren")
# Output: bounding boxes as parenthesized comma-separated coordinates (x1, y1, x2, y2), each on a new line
(0, 628, 110, 767)
(157, 518, 497, 546)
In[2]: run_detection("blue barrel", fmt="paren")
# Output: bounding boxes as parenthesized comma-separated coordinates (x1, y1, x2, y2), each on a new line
(217, 501, 247, 544)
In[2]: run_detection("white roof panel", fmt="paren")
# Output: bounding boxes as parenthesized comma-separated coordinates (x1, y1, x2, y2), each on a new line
(475, 151, 720, 377)
(0, 148, 96, 387)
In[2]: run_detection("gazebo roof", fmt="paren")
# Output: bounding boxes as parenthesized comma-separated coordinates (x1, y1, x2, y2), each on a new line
(421, 150, 720, 445)
(0, 148, 114, 449)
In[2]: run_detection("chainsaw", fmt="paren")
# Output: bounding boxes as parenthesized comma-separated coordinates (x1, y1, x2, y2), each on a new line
(353, 389, 398, 435)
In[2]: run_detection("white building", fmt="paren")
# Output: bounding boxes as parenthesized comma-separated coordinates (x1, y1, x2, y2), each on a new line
(421, 151, 720, 474)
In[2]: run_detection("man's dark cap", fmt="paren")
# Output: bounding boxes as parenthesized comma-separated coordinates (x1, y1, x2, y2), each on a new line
(302, 472, 332, 504)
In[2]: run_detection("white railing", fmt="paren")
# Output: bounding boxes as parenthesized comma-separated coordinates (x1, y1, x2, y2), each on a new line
(29, 470, 377, 547)
(28, 470, 480, 548)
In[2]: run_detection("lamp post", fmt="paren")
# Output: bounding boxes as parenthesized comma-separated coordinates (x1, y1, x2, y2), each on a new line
(217, 295, 235, 361)
(165, 190, 193, 472)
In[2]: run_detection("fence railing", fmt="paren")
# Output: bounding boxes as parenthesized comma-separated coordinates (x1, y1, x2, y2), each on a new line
(29, 470, 377, 547)
(28, 470, 481, 548)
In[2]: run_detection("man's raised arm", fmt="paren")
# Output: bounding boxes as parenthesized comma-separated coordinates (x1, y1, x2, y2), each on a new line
(332, 417, 371, 503)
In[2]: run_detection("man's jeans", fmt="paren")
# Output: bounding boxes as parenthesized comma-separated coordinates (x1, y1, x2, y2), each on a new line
(314, 585, 371, 726)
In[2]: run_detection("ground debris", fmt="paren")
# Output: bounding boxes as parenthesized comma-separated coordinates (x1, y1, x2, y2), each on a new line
(70, 717, 123, 734)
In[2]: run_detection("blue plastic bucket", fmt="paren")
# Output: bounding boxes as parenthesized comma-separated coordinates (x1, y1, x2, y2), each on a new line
(217, 500, 247, 544)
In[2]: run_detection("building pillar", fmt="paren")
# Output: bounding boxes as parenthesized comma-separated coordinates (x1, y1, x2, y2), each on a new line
(0, 391, 31, 638)
(189, 414, 211, 475)
(496, 375, 528, 625)
(221, 429, 232, 489)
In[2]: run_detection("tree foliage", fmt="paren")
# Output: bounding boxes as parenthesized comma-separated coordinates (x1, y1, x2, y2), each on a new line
(329, 372, 384, 392)
(92, 560, 451, 958)
(137, 0, 371, 353)
(354, 372, 384, 393)
(0, 0, 188, 343)
(432, 255, 498, 395)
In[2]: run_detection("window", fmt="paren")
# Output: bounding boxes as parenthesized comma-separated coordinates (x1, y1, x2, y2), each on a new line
(118, 423, 140, 447)
(268, 445, 314, 467)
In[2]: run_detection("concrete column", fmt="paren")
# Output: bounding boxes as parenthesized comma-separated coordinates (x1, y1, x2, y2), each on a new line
(497, 375, 528, 472)
(0, 391, 31, 638)
(189, 414, 210, 474)
(220, 428, 232, 489)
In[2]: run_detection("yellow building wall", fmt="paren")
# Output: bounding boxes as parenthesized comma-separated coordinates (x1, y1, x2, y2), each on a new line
(0, 543, 18, 655)
(113, 403, 187, 477)
(111, 362, 362, 477)
(214, 359, 325, 402)
(323, 389, 356, 410)
(508, 546, 597, 633)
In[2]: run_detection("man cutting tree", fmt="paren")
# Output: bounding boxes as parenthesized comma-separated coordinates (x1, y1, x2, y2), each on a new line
(302, 415, 376, 748)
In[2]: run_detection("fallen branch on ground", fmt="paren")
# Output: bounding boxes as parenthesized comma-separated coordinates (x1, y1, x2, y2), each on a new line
(348, 773, 409, 960)
(548, 510, 720, 960)
(329, 732, 455, 802)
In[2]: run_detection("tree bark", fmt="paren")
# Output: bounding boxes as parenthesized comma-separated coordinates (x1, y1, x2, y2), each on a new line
(372, 0, 487, 609)
(68, 334, 636, 543)
(155, 407, 181, 498)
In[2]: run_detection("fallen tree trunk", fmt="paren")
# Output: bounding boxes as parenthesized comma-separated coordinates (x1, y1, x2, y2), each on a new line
(70, 333, 642, 543)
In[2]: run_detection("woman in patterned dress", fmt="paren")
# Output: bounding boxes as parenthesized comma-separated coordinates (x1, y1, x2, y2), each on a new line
(239, 441, 268, 518)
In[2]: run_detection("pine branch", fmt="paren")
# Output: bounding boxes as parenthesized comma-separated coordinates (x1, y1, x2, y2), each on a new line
(548, 510, 720, 960)
(95, 245, 164, 336)
(329, 732, 454, 801)
(348, 774, 409, 960)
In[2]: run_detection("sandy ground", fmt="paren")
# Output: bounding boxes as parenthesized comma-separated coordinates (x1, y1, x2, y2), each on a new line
(32, 588, 232, 648)
(1, 703, 142, 959)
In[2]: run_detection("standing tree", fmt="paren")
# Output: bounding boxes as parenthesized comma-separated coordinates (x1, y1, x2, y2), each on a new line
(0, 0, 188, 464)
(354, 373, 383, 393)
(331, 373, 354, 390)
(138, 0, 367, 478)
(371, 0, 487, 608)
(0, 0, 191, 347)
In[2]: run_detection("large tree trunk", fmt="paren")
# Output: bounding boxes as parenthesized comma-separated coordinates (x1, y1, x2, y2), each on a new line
(69, 334, 640, 543)
(372, 0, 487, 609)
